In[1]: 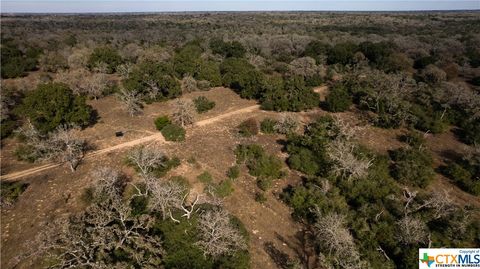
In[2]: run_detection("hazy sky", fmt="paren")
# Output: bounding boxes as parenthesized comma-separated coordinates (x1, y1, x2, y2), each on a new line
(1, 0, 479, 13)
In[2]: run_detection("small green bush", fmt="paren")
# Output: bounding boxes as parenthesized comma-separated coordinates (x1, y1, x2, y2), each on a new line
(255, 192, 267, 203)
(193, 96, 215, 113)
(161, 124, 185, 142)
(257, 178, 273, 191)
(215, 179, 234, 197)
(151, 157, 181, 177)
(227, 165, 240, 179)
(441, 163, 479, 196)
(399, 131, 426, 148)
(324, 85, 352, 112)
(14, 145, 37, 163)
(260, 118, 277, 134)
(234, 144, 284, 190)
(238, 118, 259, 137)
(0, 181, 29, 207)
(197, 171, 213, 184)
(154, 115, 171, 131)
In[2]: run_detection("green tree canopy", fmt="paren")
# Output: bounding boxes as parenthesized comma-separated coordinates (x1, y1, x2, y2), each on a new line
(88, 47, 123, 73)
(17, 83, 93, 134)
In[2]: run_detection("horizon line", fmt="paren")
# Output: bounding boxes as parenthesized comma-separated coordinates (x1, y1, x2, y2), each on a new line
(2, 9, 480, 15)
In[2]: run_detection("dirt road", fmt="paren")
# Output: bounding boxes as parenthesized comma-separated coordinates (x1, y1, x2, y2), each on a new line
(0, 104, 260, 181)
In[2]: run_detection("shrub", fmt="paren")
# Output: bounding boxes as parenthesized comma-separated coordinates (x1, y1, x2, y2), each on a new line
(287, 148, 320, 176)
(197, 60, 222, 87)
(234, 144, 284, 190)
(399, 131, 426, 148)
(197, 171, 213, 184)
(324, 84, 352, 112)
(274, 114, 300, 135)
(0, 181, 29, 207)
(215, 179, 234, 197)
(227, 165, 240, 180)
(220, 58, 264, 99)
(441, 163, 480, 196)
(420, 64, 447, 85)
(154, 115, 171, 131)
(17, 83, 93, 134)
(260, 118, 277, 134)
(181, 75, 198, 93)
(327, 42, 358, 65)
(238, 118, 259, 137)
(173, 41, 203, 77)
(247, 154, 284, 181)
(390, 147, 435, 187)
(151, 157, 181, 177)
(197, 80, 212, 90)
(410, 104, 449, 134)
(255, 192, 267, 203)
(286, 116, 335, 176)
(193, 96, 215, 113)
(88, 47, 123, 73)
(459, 118, 480, 145)
(261, 76, 320, 112)
(161, 124, 185, 142)
(257, 178, 273, 191)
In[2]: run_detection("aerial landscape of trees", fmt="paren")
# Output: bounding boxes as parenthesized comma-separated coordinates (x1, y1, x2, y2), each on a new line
(1, 11, 479, 269)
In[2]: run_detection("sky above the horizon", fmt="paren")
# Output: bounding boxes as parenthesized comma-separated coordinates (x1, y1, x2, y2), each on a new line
(1, 0, 479, 13)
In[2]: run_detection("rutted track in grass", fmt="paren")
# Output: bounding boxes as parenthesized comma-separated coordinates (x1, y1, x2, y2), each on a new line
(0, 104, 260, 181)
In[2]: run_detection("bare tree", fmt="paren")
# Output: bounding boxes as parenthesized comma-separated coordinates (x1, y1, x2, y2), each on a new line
(147, 179, 186, 221)
(127, 146, 166, 176)
(421, 64, 447, 85)
(30, 167, 163, 268)
(312, 209, 367, 269)
(56, 69, 107, 99)
(181, 75, 198, 93)
(117, 88, 143, 116)
(83, 72, 108, 99)
(417, 190, 456, 219)
(120, 43, 144, 63)
(179, 191, 200, 220)
(327, 138, 373, 180)
(67, 47, 91, 69)
(172, 98, 196, 127)
(45, 125, 87, 172)
(396, 216, 428, 245)
(274, 113, 300, 134)
(117, 62, 134, 79)
(352, 69, 415, 127)
(16, 123, 87, 171)
(195, 208, 247, 258)
(289, 57, 319, 78)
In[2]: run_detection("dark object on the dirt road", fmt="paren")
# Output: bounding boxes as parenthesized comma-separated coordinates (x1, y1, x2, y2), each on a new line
(115, 131, 124, 137)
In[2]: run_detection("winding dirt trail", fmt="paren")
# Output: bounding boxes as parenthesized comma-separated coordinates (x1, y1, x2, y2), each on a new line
(0, 104, 260, 181)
